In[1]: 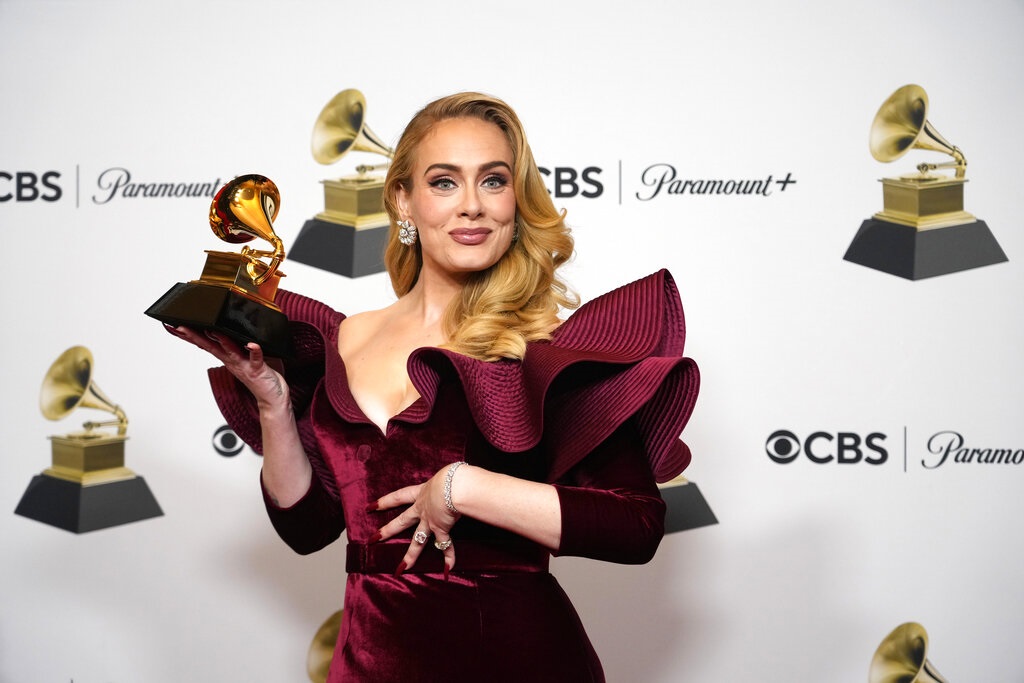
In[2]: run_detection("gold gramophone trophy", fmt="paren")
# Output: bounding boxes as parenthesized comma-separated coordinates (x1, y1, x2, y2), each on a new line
(844, 84, 1007, 279)
(288, 89, 394, 278)
(869, 622, 950, 683)
(15, 346, 163, 533)
(145, 174, 291, 357)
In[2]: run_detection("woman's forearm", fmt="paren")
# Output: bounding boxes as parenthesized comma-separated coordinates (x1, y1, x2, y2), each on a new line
(449, 465, 562, 551)
(257, 401, 313, 508)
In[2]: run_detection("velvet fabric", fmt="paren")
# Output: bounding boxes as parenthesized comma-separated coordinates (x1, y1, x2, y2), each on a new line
(207, 269, 700, 682)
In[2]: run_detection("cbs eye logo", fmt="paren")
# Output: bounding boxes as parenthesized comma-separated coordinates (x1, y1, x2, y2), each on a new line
(765, 430, 888, 465)
(212, 425, 252, 457)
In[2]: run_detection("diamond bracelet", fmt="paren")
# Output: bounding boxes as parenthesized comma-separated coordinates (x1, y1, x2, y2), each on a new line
(443, 461, 468, 514)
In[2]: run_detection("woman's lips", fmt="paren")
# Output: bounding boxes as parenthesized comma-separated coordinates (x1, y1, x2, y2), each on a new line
(449, 228, 492, 245)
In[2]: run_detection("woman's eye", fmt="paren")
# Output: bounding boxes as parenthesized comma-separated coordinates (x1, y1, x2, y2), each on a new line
(430, 177, 456, 190)
(482, 175, 508, 189)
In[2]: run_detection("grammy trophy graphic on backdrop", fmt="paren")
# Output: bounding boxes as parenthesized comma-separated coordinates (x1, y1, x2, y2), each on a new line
(658, 475, 717, 533)
(145, 174, 292, 357)
(289, 89, 394, 278)
(844, 84, 1007, 280)
(870, 622, 950, 683)
(307, 609, 344, 683)
(15, 346, 162, 533)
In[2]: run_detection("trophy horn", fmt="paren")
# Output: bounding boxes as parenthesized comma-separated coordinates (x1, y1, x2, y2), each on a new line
(306, 609, 343, 683)
(869, 622, 950, 683)
(40, 346, 128, 436)
(209, 174, 284, 286)
(869, 84, 966, 178)
(311, 89, 394, 165)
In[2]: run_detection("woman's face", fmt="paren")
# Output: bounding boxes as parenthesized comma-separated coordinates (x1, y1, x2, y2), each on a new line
(397, 117, 517, 282)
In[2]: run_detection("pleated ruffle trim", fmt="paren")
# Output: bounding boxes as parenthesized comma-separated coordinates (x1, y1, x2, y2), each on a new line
(208, 269, 699, 488)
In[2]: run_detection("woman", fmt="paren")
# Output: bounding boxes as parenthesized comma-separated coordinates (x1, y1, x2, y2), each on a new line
(168, 92, 699, 682)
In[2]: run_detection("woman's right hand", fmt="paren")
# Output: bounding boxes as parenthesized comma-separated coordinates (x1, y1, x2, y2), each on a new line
(163, 326, 288, 411)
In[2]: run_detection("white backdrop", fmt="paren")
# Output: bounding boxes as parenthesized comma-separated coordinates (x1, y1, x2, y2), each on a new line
(2, 1, 1023, 681)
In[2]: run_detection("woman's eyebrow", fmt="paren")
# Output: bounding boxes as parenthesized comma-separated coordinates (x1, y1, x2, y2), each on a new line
(423, 160, 512, 175)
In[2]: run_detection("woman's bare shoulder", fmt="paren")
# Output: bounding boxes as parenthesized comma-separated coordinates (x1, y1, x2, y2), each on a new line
(338, 305, 395, 346)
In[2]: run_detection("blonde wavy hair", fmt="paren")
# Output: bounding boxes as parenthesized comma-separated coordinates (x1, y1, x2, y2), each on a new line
(383, 92, 577, 361)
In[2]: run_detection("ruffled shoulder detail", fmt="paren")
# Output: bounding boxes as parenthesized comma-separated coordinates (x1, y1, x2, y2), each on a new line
(408, 269, 699, 483)
(207, 290, 344, 500)
(207, 271, 699, 490)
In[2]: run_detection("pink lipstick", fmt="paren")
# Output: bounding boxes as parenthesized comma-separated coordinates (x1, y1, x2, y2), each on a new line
(449, 228, 491, 245)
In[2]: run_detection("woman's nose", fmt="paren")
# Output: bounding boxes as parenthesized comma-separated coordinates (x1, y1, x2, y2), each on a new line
(459, 186, 482, 217)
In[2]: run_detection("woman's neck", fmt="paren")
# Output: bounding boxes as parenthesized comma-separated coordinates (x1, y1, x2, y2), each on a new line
(400, 268, 467, 328)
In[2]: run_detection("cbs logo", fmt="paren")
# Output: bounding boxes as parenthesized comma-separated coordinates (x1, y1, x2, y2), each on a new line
(212, 425, 250, 457)
(765, 430, 888, 464)
(0, 171, 62, 202)
(538, 166, 603, 198)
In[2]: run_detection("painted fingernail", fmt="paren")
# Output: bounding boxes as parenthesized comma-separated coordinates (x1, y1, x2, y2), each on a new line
(393, 561, 406, 578)
(369, 531, 382, 543)
(443, 563, 450, 582)
(365, 501, 379, 512)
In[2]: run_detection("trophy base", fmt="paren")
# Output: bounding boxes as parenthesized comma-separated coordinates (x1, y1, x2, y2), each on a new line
(321, 175, 388, 227)
(843, 217, 1007, 280)
(659, 478, 718, 533)
(145, 281, 291, 357)
(877, 176, 972, 228)
(15, 474, 163, 533)
(47, 433, 134, 485)
(289, 217, 388, 278)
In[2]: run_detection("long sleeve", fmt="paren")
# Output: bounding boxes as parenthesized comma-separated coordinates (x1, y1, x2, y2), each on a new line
(552, 420, 666, 564)
(205, 291, 349, 554)
(262, 471, 345, 555)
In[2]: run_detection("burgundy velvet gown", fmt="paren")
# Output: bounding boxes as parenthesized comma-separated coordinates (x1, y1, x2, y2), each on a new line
(209, 269, 699, 682)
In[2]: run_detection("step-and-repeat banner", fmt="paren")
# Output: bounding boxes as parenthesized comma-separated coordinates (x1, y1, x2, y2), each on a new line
(3, 1, 1022, 681)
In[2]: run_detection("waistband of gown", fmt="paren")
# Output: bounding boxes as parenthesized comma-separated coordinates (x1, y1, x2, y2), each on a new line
(346, 539, 551, 574)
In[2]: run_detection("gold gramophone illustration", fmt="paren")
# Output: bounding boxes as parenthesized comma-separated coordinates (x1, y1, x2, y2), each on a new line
(844, 84, 1007, 279)
(15, 346, 163, 533)
(307, 609, 344, 683)
(145, 174, 291, 357)
(288, 88, 395, 278)
(870, 622, 950, 683)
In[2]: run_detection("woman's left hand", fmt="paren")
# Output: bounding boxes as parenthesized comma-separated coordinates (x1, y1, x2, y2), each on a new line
(371, 464, 465, 575)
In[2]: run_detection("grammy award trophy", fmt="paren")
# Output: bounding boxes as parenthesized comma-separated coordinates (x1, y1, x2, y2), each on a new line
(145, 174, 291, 357)
(15, 346, 163, 533)
(288, 88, 394, 278)
(844, 84, 1007, 280)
